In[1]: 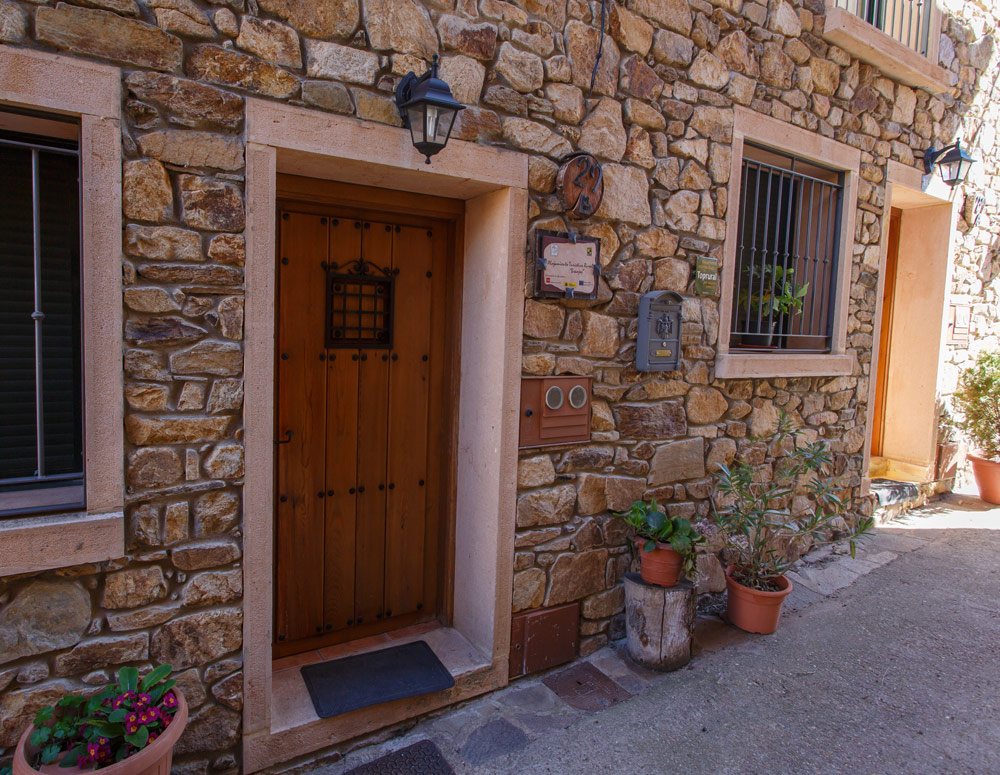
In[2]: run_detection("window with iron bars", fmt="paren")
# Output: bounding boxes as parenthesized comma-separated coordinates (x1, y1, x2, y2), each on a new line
(730, 144, 844, 354)
(0, 112, 84, 517)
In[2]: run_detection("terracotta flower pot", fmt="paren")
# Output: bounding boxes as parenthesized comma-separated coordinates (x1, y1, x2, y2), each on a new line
(636, 540, 683, 587)
(968, 453, 1000, 504)
(725, 566, 793, 635)
(14, 691, 188, 775)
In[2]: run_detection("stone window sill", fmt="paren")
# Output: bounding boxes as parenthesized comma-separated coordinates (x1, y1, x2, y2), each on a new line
(822, 7, 953, 94)
(0, 510, 124, 577)
(715, 352, 854, 379)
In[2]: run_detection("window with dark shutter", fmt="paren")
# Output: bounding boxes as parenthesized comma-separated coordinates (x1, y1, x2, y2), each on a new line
(0, 112, 84, 516)
(730, 144, 844, 354)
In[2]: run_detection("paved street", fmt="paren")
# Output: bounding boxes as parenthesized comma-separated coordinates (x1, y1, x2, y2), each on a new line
(312, 492, 1000, 775)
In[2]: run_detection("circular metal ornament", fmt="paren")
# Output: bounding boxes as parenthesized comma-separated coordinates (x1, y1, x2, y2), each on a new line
(568, 384, 588, 410)
(556, 153, 604, 220)
(545, 386, 564, 411)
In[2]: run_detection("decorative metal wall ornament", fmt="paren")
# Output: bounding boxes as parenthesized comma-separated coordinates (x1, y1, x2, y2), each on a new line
(964, 192, 986, 227)
(636, 290, 683, 372)
(323, 259, 394, 349)
(556, 153, 604, 219)
(534, 230, 601, 299)
(394, 54, 466, 164)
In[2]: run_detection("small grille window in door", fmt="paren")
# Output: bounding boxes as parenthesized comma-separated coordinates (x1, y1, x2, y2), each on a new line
(325, 259, 394, 348)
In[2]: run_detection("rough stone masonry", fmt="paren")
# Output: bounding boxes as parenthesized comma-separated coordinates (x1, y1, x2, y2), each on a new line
(0, 1, 997, 774)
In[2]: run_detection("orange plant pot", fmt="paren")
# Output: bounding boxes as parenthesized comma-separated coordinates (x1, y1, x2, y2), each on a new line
(968, 453, 1000, 504)
(637, 540, 683, 587)
(14, 691, 188, 775)
(725, 566, 793, 634)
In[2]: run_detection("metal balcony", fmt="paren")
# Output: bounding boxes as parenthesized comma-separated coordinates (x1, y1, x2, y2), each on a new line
(834, 0, 933, 57)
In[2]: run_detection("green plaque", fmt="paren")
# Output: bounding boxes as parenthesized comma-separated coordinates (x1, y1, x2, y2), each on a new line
(694, 256, 718, 296)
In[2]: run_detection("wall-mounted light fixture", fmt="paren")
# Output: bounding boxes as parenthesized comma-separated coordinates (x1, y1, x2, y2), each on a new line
(923, 139, 976, 187)
(394, 55, 466, 165)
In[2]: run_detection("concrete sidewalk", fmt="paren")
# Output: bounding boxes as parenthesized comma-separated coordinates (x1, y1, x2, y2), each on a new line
(307, 493, 1000, 775)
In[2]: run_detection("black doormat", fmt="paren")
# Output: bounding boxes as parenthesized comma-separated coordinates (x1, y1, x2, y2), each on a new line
(301, 640, 454, 718)
(345, 740, 455, 775)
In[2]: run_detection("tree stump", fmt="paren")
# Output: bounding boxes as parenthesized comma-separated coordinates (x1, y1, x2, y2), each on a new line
(623, 572, 695, 671)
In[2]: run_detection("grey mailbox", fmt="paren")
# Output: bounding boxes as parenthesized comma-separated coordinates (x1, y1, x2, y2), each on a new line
(636, 291, 682, 372)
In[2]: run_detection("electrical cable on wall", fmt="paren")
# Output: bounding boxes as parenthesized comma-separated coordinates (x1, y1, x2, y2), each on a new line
(590, 0, 608, 92)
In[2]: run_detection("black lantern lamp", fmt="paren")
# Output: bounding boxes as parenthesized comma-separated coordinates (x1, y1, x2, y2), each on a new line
(923, 139, 976, 187)
(394, 55, 466, 164)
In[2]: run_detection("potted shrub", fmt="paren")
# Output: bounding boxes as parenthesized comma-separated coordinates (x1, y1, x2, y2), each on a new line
(952, 352, 1000, 503)
(712, 413, 873, 634)
(12, 665, 187, 775)
(617, 499, 703, 587)
(734, 264, 808, 348)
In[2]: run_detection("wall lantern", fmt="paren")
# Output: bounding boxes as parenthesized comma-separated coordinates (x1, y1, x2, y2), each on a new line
(394, 55, 466, 164)
(923, 140, 976, 187)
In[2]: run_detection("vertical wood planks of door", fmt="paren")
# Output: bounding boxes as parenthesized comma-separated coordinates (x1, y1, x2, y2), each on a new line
(324, 218, 362, 633)
(276, 212, 329, 642)
(354, 221, 392, 625)
(385, 225, 433, 618)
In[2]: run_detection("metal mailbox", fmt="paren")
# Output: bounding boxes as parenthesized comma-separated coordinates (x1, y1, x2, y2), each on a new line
(519, 376, 592, 448)
(636, 290, 682, 372)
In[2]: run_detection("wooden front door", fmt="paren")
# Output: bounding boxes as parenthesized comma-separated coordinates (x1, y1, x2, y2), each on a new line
(871, 207, 902, 458)
(274, 193, 452, 655)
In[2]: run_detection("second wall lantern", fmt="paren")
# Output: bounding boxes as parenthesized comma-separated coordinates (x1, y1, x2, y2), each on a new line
(923, 140, 976, 187)
(394, 55, 466, 164)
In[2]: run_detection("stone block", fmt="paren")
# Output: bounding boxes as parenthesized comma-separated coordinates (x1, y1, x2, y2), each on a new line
(648, 438, 705, 485)
(0, 582, 91, 666)
(545, 549, 608, 605)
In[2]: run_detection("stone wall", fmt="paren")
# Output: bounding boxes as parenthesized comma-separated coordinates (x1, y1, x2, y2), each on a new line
(936, 0, 1000, 466)
(0, 0, 995, 772)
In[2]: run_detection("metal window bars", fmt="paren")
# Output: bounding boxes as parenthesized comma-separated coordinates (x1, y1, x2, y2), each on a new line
(0, 133, 83, 495)
(731, 147, 844, 353)
(835, 0, 933, 57)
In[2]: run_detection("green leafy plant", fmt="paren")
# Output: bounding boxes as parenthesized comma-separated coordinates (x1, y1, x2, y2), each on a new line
(26, 665, 178, 770)
(712, 412, 873, 592)
(952, 351, 1000, 460)
(738, 264, 809, 317)
(616, 498, 704, 578)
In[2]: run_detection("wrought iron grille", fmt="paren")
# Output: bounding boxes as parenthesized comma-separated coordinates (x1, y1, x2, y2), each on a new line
(731, 145, 844, 353)
(835, 0, 932, 56)
(0, 124, 84, 516)
(325, 259, 394, 348)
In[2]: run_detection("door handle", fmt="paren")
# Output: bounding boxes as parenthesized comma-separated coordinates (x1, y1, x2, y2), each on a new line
(275, 430, 294, 445)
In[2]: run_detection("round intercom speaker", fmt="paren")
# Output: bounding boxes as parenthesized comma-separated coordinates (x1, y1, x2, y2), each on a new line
(569, 384, 588, 410)
(545, 385, 564, 410)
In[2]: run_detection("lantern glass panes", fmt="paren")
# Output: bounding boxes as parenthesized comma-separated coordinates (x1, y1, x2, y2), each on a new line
(394, 55, 465, 164)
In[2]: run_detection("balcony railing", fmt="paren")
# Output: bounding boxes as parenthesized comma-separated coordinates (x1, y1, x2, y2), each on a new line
(835, 0, 932, 57)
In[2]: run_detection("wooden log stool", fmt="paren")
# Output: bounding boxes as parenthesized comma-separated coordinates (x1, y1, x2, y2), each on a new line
(623, 573, 696, 671)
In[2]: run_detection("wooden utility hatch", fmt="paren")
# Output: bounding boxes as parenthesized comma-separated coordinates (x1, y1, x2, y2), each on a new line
(273, 179, 459, 656)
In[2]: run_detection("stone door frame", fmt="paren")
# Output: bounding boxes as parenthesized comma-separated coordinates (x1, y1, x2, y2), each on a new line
(242, 99, 528, 772)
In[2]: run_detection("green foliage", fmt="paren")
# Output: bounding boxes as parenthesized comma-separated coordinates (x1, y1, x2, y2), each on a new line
(712, 411, 873, 591)
(738, 264, 809, 317)
(24, 665, 178, 771)
(616, 499, 704, 579)
(952, 351, 1000, 459)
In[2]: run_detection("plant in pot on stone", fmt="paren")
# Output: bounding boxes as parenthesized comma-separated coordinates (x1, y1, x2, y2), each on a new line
(712, 412, 873, 634)
(617, 498, 703, 587)
(734, 264, 808, 348)
(13, 665, 187, 775)
(952, 351, 1000, 504)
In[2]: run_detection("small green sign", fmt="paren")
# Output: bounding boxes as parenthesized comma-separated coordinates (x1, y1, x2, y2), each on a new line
(694, 256, 718, 296)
